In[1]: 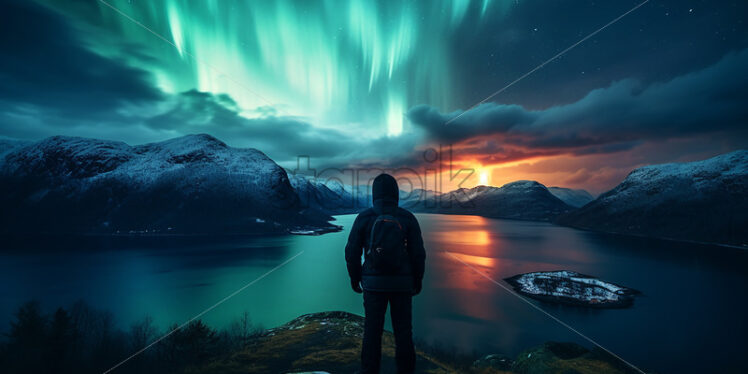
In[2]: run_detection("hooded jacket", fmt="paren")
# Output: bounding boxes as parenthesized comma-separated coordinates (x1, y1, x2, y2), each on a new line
(344, 174, 426, 292)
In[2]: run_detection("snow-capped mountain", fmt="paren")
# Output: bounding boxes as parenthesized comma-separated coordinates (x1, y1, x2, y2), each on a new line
(288, 174, 367, 214)
(547, 187, 595, 207)
(558, 150, 748, 246)
(399, 188, 441, 210)
(0, 137, 30, 158)
(413, 180, 574, 221)
(0, 134, 336, 234)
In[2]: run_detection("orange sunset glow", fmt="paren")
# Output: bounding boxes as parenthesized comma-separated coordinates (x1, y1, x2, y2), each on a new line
(434, 215, 501, 292)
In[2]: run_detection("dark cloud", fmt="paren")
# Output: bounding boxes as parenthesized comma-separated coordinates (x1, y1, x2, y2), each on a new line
(0, 1, 421, 169)
(143, 89, 366, 162)
(406, 104, 536, 141)
(135, 88, 428, 171)
(491, 136, 745, 194)
(1, 0, 746, 195)
(0, 0, 162, 118)
(408, 48, 748, 151)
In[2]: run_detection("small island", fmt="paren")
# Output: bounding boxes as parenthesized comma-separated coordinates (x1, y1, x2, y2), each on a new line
(288, 224, 343, 235)
(505, 271, 640, 308)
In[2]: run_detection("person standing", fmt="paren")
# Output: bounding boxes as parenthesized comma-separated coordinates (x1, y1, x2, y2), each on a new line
(345, 173, 426, 374)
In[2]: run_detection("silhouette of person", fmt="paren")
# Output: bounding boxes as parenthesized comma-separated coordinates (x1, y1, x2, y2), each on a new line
(345, 173, 426, 374)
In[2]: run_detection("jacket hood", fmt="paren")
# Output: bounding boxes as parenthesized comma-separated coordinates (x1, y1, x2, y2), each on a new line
(372, 173, 398, 210)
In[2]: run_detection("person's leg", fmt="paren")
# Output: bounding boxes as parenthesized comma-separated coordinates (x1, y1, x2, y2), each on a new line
(361, 291, 388, 374)
(389, 292, 415, 374)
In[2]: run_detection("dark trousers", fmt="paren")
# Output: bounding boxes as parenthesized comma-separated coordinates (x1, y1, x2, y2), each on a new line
(361, 291, 415, 374)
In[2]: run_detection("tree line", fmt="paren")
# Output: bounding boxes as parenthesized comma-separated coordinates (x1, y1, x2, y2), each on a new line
(0, 300, 261, 374)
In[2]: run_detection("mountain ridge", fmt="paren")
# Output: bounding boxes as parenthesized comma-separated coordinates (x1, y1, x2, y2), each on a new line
(0, 134, 335, 234)
(3, 134, 743, 245)
(547, 186, 595, 208)
(557, 150, 748, 246)
(409, 180, 575, 221)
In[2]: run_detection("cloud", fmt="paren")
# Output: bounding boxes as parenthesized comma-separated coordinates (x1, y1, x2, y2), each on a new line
(0, 0, 421, 170)
(2, 0, 745, 194)
(488, 136, 744, 194)
(143, 89, 366, 162)
(0, 0, 162, 119)
(408, 48, 748, 151)
(406, 104, 536, 142)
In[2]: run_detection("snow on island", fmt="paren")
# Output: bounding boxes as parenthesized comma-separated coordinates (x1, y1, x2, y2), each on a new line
(288, 225, 342, 236)
(504, 271, 640, 308)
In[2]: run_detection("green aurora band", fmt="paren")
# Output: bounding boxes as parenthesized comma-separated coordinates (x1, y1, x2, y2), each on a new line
(45, 0, 513, 137)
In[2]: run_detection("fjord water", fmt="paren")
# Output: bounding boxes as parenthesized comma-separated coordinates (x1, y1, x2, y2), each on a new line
(1, 214, 746, 373)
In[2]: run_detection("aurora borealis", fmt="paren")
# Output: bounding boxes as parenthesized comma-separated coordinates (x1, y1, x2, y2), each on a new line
(1, 0, 747, 193)
(68, 0, 508, 136)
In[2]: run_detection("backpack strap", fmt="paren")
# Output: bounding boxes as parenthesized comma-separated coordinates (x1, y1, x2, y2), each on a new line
(367, 214, 381, 255)
(367, 214, 405, 255)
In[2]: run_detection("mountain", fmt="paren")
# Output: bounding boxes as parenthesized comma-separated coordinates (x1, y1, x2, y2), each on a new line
(288, 174, 367, 214)
(558, 150, 748, 246)
(0, 134, 337, 234)
(285, 180, 446, 215)
(286, 179, 576, 223)
(399, 188, 441, 210)
(0, 137, 30, 158)
(413, 180, 574, 221)
(547, 187, 595, 207)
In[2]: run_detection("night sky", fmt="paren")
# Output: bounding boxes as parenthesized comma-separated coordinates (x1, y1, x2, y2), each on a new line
(1, 0, 747, 193)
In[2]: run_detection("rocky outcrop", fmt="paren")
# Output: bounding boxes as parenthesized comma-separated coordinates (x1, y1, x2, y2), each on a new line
(511, 342, 645, 374)
(472, 353, 513, 371)
(196, 311, 650, 374)
(194, 311, 455, 374)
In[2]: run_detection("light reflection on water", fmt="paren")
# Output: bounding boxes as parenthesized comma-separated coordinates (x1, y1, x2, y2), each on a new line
(1, 213, 747, 374)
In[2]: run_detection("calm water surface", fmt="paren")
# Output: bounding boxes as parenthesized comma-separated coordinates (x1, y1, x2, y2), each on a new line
(1, 214, 746, 373)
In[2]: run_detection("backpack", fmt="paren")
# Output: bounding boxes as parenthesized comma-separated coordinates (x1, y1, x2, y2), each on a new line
(366, 214, 409, 274)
